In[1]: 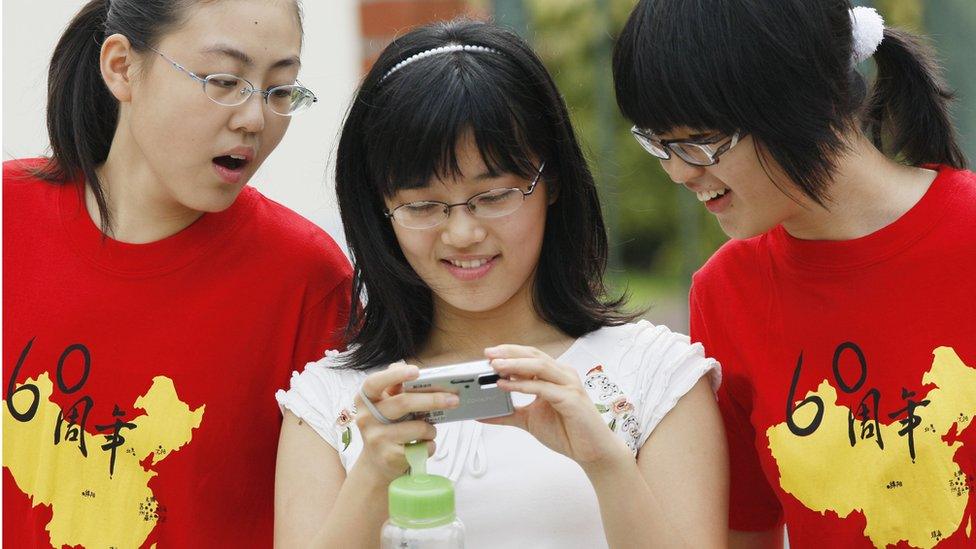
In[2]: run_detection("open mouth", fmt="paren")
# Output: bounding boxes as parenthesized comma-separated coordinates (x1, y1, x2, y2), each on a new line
(213, 154, 248, 171)
(696, 188, 729, 203)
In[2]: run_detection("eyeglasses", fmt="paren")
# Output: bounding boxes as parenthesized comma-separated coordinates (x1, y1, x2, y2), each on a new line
(384, 162, 546, 230)
(142, 44, 317, 116)
(631, 127, 745, 166)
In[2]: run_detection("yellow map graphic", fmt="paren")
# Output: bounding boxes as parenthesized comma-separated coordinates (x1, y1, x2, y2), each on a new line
(3, 373, 204, 549)
(767, 347, 976, 548)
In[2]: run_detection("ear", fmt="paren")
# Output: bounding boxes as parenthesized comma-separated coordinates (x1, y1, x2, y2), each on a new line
(546, 178, 559, 206)
(100, 33, 136, 103)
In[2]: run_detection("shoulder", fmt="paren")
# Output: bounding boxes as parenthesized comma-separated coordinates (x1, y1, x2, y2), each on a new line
(275, 351, 373, 440)
(934, 165, 976, 215)
(4, 157, 47, 178)
(693, 235, 765, 290)
(574, 321, 721, 451)
(3, 158, 64, 220)
(237, 187, 352, 286)
(579, 321, 718, 378)
(3, 158, 52, 193)
(280, 351, 371, 400)
(691, 233, 775, 321)
(935, 164, 976, 188)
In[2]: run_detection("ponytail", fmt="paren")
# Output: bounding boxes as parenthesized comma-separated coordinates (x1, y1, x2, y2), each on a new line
(35, 0, 117, 230)
(867, 27, 967, 169)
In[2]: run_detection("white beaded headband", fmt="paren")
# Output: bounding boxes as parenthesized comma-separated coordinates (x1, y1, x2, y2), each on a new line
(380, 44, 501, 83)
(850, 6, 885, 64)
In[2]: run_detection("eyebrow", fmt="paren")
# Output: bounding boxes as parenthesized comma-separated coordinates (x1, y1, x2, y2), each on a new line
(200, 45, 301, 70)
(473, 170, 500, 181)
(661, 131, 720, 144)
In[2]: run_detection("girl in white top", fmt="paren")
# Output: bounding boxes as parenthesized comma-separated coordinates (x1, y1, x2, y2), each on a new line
(274, 19, 728, 548)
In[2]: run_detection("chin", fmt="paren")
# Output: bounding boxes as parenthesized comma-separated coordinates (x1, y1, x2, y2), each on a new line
(719, 219, 774, 240)
(439, 291, 510, 314)
(185, 189, 245, 213)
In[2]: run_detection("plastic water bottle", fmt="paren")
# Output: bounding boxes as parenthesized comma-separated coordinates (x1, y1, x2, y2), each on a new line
(380, 441, 465, 548)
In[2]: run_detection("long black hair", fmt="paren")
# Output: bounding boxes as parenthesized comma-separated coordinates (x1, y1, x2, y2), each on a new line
(335, 19, 635, 370)
(612, 0, 967, 206)
(32, 0, 301, 232)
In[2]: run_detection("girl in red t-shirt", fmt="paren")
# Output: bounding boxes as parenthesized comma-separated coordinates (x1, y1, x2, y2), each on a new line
(613, 2, 974, 548)
(3, 1, 351, 546)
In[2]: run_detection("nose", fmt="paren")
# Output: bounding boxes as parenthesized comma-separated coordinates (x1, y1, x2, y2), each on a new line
(440, 207, 487, 248)
(659, 156, 706, 186)
(228, 91, 267, 134)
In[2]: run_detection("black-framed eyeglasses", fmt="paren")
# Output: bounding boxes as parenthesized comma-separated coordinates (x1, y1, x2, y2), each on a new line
(384, 162, 546, 230)
(631, 127, 745, 166)
(140, 42, 317, 116)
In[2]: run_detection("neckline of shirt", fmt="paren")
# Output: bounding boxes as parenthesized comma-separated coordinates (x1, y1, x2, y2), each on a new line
(58, 178, 256, 277)
(769, 164, 959, 272)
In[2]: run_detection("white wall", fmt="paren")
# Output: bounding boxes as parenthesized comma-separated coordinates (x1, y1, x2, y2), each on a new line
(1, 0, 361, 253)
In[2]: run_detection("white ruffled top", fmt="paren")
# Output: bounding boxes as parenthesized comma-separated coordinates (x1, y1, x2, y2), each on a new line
(276, 320, 720, 548)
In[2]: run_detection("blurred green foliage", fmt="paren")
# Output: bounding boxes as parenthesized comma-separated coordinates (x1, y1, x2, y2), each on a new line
(525, 0, 726, 283)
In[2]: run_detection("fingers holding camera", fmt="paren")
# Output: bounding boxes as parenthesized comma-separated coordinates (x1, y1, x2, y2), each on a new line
(485, 344, 579, 387)
(482, 345, 624, 465)
(358, 361, 420, 403)
(494, 377, 570, 405)
(352, 363, 458, 480)
(364, 391, 461, 425)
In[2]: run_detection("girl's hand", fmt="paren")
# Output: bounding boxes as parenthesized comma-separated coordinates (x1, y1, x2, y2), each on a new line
(351, 363, 460, 482)
(481, 345, 631, 472)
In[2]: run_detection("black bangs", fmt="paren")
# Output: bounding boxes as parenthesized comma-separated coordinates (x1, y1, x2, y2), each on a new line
(613, 0, 852, 137)
(613, 1, 746, 136)
(364, 49, 543, 197)
(613, 0, 899, 206)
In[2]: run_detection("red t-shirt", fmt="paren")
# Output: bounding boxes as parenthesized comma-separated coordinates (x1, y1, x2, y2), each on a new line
(691, 165, 976, 548)
(3, 159, 352, 548)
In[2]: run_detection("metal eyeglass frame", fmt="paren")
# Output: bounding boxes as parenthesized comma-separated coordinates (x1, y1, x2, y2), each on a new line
(140, 43, 317, 116)
(630, 127, 745, 166)
(384, 161, 547, 229)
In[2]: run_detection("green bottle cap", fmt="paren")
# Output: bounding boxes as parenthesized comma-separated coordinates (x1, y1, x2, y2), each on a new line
(388, 441, 456, 529)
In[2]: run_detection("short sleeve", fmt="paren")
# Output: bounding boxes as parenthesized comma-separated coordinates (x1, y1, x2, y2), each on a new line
(275, 353, 366, 454)
(621, 320, 722, 449)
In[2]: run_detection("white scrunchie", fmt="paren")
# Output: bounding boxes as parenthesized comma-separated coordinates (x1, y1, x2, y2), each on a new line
(851, 6, 885, 64)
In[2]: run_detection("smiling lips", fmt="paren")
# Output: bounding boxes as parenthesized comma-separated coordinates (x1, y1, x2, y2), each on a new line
(695, 188, 729, 202)
(692, 186, 733, 214)
(447, 257, 490, 269)
(441, 255, 498, 281)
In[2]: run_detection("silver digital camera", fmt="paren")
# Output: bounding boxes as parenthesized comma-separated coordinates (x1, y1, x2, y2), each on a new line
(402, 359, 514, 424)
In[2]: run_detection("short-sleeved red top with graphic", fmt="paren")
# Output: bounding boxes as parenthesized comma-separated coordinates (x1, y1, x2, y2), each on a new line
(691, 165, 976, 548)
(3, 159, 352, 548)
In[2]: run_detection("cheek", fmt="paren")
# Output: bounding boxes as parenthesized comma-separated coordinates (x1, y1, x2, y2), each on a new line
(498, 206, 547, 264)
(392, 228, 437, 271)
(259, 117, 291, 154)
(130, 85, 218, 161)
